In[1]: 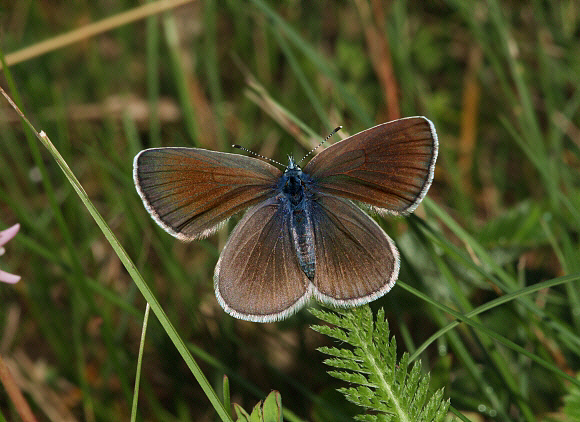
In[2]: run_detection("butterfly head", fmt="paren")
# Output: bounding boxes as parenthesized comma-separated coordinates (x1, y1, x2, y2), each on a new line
(285, 156, 302, 174)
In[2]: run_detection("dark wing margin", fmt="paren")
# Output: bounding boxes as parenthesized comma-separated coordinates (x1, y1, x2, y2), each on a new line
(133, 147, 282, 240)
(214, 198, 311, 322)
(310, 195, 399, 305)
(303, 116, 438, 215)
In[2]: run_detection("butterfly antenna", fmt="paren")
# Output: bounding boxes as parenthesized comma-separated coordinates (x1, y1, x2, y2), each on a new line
(232, 144, 285, 168)
(298, 126, 342, 164)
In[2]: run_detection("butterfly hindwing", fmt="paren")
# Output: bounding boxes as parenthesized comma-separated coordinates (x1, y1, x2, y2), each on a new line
(214, 197, 311, 322)
(310, 195, 399, 305)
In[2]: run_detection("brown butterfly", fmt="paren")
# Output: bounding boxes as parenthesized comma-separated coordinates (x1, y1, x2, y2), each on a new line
(134, 117, 438, 322)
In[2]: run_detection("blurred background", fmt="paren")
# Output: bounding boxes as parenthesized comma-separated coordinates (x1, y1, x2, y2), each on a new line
(1, 0, 580, 420)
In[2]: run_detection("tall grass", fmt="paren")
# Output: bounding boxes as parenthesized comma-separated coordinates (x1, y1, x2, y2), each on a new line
(1, 1, 579, 420)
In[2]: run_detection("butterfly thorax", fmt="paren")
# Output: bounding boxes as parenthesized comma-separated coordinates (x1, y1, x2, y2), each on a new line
(281, 159, 310, 204)
(280, 158, 316, 280)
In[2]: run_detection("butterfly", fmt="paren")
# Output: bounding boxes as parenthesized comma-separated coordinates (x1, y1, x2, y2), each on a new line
(133, 117, 438, 322)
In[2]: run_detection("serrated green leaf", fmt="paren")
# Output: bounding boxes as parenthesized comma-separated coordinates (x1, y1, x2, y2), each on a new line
(355, 414, 392, 422)
(324, 357, 367, 372)
(394, 353, 409, 386)
(339, 386, 374, 408)
(404, 362, 424, 409)
(312, 305, 450, 422)
(419, 388, 443, 421)
(328, 370, 371, 385)
(318, 346, 359, 360)
(310, 308, 342, 324)
(354, 415, 378, 422)
(313, 325, 349, 342)
(410, 376, 430, 417)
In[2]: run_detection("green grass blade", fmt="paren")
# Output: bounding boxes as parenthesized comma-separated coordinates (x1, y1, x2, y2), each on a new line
(410, 272, 580, 362)
(0, 86, 233, 422)
(399, 281, 580, 388)
(131, 303, 150, 422)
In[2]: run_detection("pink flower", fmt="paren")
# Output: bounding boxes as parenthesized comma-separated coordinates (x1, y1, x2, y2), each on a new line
(0, 224, 21, 284)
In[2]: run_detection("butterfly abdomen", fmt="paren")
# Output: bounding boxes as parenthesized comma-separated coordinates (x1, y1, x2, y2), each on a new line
(290, 206, 316, 280)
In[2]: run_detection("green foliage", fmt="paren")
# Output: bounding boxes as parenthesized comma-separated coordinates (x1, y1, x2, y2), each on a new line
(563, 374, 580, 422)
(311, 306, 449, 422)
(234, 391, 283, 422)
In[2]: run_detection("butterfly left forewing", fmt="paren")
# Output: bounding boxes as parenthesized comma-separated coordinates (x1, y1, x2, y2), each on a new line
(310, 195, 399, 305)
(134, 147, 281, 240)
(304, 117, 437, 215)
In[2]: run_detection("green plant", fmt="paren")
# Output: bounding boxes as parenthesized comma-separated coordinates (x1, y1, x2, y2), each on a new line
(311, 306, 449, 422)
(234, 391, 283, 422)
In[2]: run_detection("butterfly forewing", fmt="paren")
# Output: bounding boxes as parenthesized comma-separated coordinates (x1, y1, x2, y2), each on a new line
(304, 117, 438, 215)
(311, 195, 399, 304)
(214, 198, 311, 322)
(134, 148, 281, 240)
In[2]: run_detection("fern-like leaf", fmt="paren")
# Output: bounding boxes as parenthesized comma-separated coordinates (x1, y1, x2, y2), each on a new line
(311, 306, 450, 422)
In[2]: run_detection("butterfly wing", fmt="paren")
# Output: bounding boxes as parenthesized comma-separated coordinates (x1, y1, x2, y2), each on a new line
(134, 147, 282, 240)
(310, 194, 399, 304)
(214, 197, 311, 322)
(303, 116, 438, 215)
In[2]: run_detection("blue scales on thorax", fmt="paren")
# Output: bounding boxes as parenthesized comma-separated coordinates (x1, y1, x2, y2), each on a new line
(279, 157, 316, 280)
